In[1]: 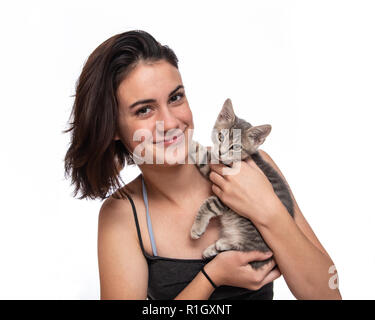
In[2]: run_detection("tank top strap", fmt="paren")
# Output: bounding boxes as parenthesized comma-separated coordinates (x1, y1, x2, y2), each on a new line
(141, 175, 158, 256)
(123, 190, 147, 256)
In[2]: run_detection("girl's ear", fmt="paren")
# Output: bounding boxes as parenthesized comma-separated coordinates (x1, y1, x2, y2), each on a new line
(114, 133, 120, 141)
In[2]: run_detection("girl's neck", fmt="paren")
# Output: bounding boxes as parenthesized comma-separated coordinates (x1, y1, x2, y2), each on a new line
(138, 163, 211, 207)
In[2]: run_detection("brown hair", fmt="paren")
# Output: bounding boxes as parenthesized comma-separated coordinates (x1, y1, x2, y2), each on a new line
(63, 30, 179, 200)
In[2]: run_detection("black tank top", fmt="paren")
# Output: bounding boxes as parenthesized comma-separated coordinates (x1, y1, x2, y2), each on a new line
(123, 180, 274, 300)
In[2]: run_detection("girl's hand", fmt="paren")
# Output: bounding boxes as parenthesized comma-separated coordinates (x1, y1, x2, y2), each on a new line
(205, 250, 281, 290)
(208, 157, 281, 225)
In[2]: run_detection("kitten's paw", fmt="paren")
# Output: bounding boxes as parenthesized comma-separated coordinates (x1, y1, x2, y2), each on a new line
(190, 228, 202, 240)
(190, 220, 206, 239)
(203, 244, 219, 258)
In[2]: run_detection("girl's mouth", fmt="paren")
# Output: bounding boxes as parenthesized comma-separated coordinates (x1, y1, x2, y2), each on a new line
(154, 128, 186, 146)
(160, 133, 184, 146)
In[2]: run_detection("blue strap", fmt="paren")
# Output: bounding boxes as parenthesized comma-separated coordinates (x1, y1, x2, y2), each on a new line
(141, 175, 158, 256)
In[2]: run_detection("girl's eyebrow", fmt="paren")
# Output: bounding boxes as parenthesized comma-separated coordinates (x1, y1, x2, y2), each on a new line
(128, 85, 184, 110)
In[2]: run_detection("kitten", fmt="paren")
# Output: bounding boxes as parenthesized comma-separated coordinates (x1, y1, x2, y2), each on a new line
(189, 98, 294, 269)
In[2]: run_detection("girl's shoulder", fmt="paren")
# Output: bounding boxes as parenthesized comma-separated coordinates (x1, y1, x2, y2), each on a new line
(100, 174, 142, 221)
(98, 174, 143, 237)
(110, 174, 142, 201)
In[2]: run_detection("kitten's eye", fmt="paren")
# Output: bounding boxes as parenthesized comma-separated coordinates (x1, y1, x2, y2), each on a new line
(218, 132, 224, 142)
(231, 144, 241, 151)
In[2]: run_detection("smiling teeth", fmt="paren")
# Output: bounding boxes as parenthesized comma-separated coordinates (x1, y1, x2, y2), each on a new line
(165, 136, 178, 142)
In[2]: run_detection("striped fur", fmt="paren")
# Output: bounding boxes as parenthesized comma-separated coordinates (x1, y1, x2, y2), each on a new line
(190, 98, 294, 270)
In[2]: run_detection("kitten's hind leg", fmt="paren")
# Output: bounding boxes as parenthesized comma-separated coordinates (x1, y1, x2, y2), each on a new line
(202, 243, 219, 258)
(249, 256, 274, 270)
(215, 237, 236, 252)
(202, 238, 236, 259)
(190, 196, 226, 239)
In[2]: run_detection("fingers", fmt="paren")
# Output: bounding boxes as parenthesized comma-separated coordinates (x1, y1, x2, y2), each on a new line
(240, 250, 273, 265)
(208, 171, 226, 188)
(243, 259, 281, 291)
(260, 258, 277, 273)
(209, 163, 226, 175)
(212, 184, 224, 198)
(239, 251, 280, 290)
(210, 161, 245, 177)
(259, 267, 282, 286)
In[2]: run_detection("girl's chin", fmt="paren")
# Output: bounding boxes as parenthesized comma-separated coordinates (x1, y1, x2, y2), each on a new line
(154, 150, 189, 165)
(153, 142, 188, 164)
(132, 142, 189, 165)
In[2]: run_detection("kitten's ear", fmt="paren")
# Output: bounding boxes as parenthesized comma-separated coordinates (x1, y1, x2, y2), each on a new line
(215, 98, 236, 126)
(247, 124, 272, 149)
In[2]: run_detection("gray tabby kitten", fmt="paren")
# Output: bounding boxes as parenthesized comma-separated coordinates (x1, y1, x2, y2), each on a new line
(189, 98, 294, 269)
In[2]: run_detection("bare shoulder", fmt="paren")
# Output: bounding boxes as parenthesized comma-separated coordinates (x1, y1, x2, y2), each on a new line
(98, 175, 141, 232)
(99, 196, 131, 226)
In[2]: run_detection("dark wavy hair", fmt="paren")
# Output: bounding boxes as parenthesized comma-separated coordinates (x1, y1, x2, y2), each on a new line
(63, 30, 179, 200)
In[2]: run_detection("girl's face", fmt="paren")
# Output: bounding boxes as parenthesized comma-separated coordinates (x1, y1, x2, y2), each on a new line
(115, 60, 194, 165)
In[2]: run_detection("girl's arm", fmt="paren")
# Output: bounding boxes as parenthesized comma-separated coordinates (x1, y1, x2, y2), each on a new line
(98, 198, 149, 299)
(208, 150, 342, 300)
(256, 150, 341, 299)
(174, 250, 279, 300)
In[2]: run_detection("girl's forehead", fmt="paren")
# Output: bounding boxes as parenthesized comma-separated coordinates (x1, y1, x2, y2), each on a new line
(117, 62, 182, 108)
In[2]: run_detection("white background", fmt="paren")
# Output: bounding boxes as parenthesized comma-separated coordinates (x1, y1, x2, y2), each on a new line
(0, 0, 374, 299)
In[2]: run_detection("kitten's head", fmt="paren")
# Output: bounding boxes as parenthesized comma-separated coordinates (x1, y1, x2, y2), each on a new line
(211, 98, 272, 164)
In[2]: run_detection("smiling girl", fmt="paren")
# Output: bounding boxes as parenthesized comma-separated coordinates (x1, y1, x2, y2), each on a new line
(64, 30, 341, 300)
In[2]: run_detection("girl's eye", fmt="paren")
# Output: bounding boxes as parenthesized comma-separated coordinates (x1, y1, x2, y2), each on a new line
(135, 92, 184, 117)
(135, 106, 152, 117)
(170, 92, 185, 103)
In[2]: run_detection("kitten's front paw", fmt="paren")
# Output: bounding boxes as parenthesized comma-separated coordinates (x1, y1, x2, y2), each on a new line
(190, 228, 202, 240)
(190, 219, 206, 239)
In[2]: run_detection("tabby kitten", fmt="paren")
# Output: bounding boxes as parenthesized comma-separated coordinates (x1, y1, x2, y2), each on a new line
(189, 98, 294, 269)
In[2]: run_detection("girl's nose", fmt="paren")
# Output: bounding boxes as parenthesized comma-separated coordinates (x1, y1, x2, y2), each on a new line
(157, 105, 180, 133)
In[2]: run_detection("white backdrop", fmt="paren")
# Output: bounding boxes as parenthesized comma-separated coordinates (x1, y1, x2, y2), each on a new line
(0, 0, 374, 299)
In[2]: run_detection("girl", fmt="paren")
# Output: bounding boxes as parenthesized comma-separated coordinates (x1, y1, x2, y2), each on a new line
(64, 30, 341, 300)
